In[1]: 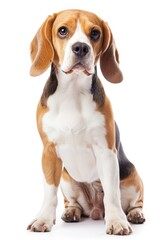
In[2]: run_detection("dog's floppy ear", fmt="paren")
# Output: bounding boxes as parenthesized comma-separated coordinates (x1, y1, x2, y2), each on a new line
(100, 22, 123, 83)
(30, 14, 56, 76)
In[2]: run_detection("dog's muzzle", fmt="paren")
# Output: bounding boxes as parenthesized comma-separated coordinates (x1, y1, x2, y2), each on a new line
(62, 42, 94, 75)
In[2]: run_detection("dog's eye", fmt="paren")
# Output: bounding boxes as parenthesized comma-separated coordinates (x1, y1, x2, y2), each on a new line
(58, 26, 69, 39)
(90, 29, 100, 41)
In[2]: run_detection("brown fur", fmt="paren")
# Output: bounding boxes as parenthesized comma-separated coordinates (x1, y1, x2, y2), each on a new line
(97, 97, 115, 150)
(37, 102, 62, 186)
(30, 15, 57, 76)
(61, 168, 73, 183)
(120, 168, 144, 210)
(36, 101, 48, 145)
(42, 142, 62, 186)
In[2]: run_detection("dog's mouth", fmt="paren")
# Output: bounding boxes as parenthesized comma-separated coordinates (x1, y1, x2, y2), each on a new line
(63, 62, 92, 76)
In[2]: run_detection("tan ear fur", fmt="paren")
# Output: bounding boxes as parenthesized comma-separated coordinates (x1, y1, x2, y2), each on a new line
(100, 22, 123, 83)
(30, 14, 56, 76)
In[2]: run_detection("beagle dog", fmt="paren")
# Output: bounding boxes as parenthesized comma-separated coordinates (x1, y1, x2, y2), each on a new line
(27, 9, 145, 235)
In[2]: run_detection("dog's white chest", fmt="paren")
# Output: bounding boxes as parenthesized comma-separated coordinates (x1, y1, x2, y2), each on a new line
(42, 75, 106, 182)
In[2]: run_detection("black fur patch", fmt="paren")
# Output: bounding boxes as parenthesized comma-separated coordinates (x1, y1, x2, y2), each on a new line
(91, 68, 105, 107)
(41, 64, 58, 106)
(115, 122, 135, 180)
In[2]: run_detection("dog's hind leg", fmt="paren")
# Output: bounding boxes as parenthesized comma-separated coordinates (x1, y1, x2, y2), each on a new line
(115, 121, 145, 224)
(61, 168, 105, 222)
(120, 169, 145, 224)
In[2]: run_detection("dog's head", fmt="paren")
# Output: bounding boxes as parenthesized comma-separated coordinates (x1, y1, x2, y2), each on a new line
(30, 9, 123, 83)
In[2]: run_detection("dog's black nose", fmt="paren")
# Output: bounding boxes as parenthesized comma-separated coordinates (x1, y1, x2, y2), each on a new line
(72, 42, 90, 57)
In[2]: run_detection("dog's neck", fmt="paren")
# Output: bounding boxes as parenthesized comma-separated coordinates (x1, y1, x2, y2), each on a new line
(56, 66, 94, 93)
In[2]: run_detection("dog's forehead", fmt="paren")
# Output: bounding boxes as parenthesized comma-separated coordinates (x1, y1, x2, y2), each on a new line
(54, 10, 102, 29)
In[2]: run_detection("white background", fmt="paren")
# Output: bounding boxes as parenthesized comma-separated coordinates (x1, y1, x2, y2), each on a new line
(0, 0, 160, 239)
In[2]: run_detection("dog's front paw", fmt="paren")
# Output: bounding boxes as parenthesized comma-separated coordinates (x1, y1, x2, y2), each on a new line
(106, 218, 132, 235)
(27, 218, 54, 232)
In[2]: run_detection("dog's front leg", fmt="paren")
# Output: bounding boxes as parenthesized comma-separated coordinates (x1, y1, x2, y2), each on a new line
(27, 143, 62, 232)
(94, 147, 132, 235)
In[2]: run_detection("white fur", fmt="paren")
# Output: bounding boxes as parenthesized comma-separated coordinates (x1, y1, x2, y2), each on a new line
(37, 182, 58, 220)
(93, 146, 131, 232)
(43, 69, 106, 182)
(28, 183, 58, 231)
(61, 22, 95, 74)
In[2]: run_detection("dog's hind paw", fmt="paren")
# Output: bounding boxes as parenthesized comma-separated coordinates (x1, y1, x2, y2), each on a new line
(127, 208, 145, 224)
(61, 206, 82, 222)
